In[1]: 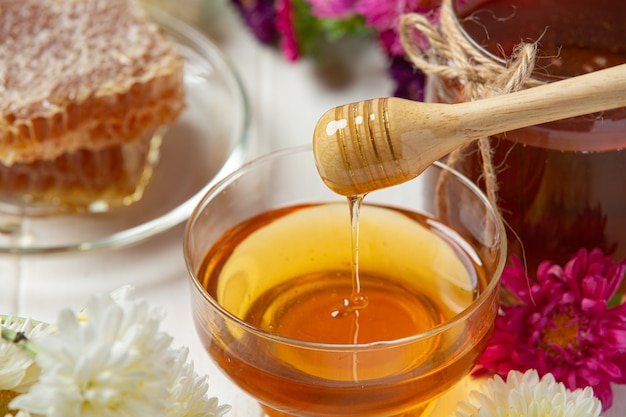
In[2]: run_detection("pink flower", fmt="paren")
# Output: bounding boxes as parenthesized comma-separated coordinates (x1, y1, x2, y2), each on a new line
(306, 0, 358, 19)
(275, 0, 299, 61)
(354, 0, 438, 55)
(476, 248, 626, 409)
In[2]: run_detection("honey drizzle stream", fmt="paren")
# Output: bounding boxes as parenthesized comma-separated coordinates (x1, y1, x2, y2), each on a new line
(348, 194, 368, 311)
(331, 195, 369, 315)
(327, 194, 370, 380)
(352, 194, 368, 381)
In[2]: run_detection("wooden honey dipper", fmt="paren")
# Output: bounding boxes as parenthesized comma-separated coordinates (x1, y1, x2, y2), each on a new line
(313, 63, 626, 196)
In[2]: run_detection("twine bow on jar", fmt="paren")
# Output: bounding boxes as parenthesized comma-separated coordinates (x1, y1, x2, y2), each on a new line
(398, 0, 543, 208)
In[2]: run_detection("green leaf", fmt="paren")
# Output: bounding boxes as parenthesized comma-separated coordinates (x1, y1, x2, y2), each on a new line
(608, 292, 624, 308)
(319, 15, 375, 42)
(291, 0, 323, 57)
(1, 315, 44, 357)
(290, 0, 375, 58)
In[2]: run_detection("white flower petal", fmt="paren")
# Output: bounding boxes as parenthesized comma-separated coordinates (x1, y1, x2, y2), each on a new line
(455, 370, 603, 417)
(10, 292, 175, 416)
(7, 287, 230, 417)
(1, 316, 50, 392)
(166, 347, 231, 417)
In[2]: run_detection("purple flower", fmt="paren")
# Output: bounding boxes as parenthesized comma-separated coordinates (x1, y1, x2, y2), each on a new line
(387, 55, 425, 101)
(476, 248, 626, 409)
(230, 0, 278, 44)
(229, 0, 446, 98)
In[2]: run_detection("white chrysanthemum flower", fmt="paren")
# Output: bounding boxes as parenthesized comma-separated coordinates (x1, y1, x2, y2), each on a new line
(10, 288, 177, 417)
(166, 347, 231, 417)
(456, 370, 603, 417)
(1, 316, 49, 393)
(5, 286, 230, 417)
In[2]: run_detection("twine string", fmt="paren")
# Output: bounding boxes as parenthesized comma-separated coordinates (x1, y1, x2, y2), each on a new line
(398, 0, 542, 209)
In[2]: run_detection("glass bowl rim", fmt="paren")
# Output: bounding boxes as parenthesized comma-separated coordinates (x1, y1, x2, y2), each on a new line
(183, 144, 507, 350)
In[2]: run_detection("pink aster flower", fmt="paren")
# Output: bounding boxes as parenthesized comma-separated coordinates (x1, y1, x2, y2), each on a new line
(306, 0, 358, 19)
(476, 248, 626, 410)
(354, 0, 439, 56)
(275, 0, 299, 61)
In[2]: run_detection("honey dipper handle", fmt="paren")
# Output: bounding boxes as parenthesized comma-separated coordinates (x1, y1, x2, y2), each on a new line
(313, 63, 626, 196)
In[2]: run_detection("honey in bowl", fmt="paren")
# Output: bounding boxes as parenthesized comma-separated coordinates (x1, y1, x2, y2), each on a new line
(185, 147, 505, 417)
(200, 203, 487, 398)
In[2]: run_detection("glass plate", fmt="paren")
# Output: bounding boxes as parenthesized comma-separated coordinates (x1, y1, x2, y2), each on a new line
(0, 6, 250, 255)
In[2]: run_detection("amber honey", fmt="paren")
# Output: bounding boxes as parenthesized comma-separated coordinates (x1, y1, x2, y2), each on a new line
(0, 132, 161, 214)
(429, 0, 626, 273)
(195, 202, 496, 417)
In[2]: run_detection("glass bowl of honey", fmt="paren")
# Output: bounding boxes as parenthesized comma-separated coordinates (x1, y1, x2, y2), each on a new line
(0, 6, 250, 254)
(184, 145, 507, 417)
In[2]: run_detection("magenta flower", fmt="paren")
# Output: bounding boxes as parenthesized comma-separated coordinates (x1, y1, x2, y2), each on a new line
(354, 0, 437, 56)
(476, 248, 626, 409)
(230, 0, 451, 100)
(275, 0, 300, 61)
(306, 0, 358, 19)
